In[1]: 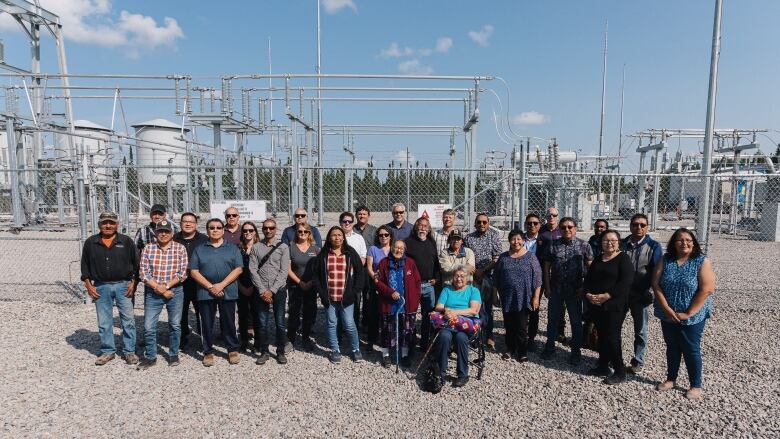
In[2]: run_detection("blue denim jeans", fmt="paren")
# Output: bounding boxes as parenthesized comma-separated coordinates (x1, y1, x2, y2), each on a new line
(256, 288, 288, 354)
(545, 290, 583, 354)
(143, 286, 184, 360)
(419, 282, 436, 348)
(326, 301, 359, 354)
(661, 319, 706, 388)
(94, 281, 136, 356)
(628, 300, 649, 365)
(477, 277, 495, 341)
(435, 328, 470, 379)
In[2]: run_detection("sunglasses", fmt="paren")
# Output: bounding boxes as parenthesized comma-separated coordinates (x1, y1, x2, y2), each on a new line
(294, 214, 307, 218)
(631, 223, 648, 228)
(547, 213, 559, 217)
(525, 221, 540, 226)
(377, 233, 390, 237)
(341, 219, 354, 225)
(561, 225, 575, 230)
(225, 213, 239, 218)
(297, 230, 311, 235)
(262, 226, 276, 231)
(208, 226, 223, 230)
(393, 211, 405, 215)
(475, 220, 488, 225)
(99, 221, 117, 225)
(242, 229, 256, 234)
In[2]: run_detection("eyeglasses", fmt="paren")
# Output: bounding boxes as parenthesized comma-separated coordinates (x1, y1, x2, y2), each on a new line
(603, 239, 619, 243)
(377, 233, 390, 238)
(547, 213, 559, 217)
(475, 220, 488, 225)
(676, 239, 694, 244)
(208, 226, 223, 230)
(242, 229, 256, 234)
(631, 223, 648, 228)
(225, 213, 239, 218)
(561, 225, 575, 230)
(393, 211, 405, 215)
(525, 221, 540, 226)
(181, 220, 197, 225)
(99, 221, 117, 225)
(341, 219, 354, 225)
(294, 213, 307, 218)
(297, 230, 311, 235)
(262, 226, 276, 231)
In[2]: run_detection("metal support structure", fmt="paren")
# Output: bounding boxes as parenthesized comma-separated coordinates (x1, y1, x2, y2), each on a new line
(697, 0, 723, 253)
(4, 116, 25, 227)
(118, 164, 129, 230)
(213, 122, 223, 200)
(448, 129, 455, 206)
(597, 20, 608, 200)
(316, 0, 324, 225)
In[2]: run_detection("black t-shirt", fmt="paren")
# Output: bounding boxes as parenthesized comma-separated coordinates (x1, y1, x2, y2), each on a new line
(404, 236, 440, 281)
(583, 252, 634, 312)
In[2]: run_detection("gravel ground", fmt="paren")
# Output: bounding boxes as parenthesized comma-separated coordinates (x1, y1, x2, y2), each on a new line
(1, 234, 778, 438)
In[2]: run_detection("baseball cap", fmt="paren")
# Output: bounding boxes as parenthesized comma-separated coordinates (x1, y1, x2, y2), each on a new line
(448, 229, 463, 240)
(155, 220, 174, 233)
(98, 211, 118, 223)
(150, 204, 167, 214)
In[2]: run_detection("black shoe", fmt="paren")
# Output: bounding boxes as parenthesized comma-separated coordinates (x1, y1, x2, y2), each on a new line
(541, 349, 554, 360)
(137, 358, 156, 371)
(239, 341, 250, 352)
(568, 352, 582, 366)
(516, 353, 529, 363)
(352, 350, 364, 363)
(301, 338, 315, 351)
(588, 366, 612, 377)
(168, 355, 180, 367)
(604, 373, 626, 385)
(255, 352, 270, 365)
(276, 353, 288, 365)
(627, 359, 643, 375)
(452, 376, 470, 388)
(381, 356, 391, 368)
(329, 352, 342, 364)
(501, 352, 511, 361)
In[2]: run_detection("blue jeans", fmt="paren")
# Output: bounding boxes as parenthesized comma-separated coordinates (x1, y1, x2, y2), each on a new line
(661, 320, 706, 388)
(477, 277, 495, 341)
(257, 288, 288, 353)
(143, 286, 184, 360)
(327, 301, 359, 354)
(628, 300, 649, 365)
(419, 282, 436, 348)
(435, 328, 470, 379)
(94, 281, 136, 356)
(545, 290, 583, 354)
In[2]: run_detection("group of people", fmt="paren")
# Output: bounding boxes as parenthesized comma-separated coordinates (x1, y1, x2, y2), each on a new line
(81, 202, 715, 397)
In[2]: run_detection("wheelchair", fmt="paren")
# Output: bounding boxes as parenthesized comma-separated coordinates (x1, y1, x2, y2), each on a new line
(421, 322, 486, 381)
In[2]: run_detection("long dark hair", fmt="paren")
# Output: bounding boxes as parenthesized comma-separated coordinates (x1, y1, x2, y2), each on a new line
(240, 221, 259, 249)
(323, 225, 353, 254)
(666, 228, 702, 260)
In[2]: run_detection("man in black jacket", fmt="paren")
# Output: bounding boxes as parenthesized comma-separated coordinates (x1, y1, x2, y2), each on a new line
(404, 217, 441, 350)
(81, 211, 140, 366)
(173, 212, 208, 349)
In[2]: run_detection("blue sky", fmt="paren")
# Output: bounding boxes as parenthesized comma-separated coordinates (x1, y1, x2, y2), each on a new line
(2, 0, 779, 171)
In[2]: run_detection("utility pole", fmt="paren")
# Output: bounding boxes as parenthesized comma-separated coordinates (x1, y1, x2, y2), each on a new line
(597, 20, 608, 206)
(316, 0, 324, 225)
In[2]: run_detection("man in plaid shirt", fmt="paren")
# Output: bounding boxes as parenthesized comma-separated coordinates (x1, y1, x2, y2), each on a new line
(138, 219, 189, 369)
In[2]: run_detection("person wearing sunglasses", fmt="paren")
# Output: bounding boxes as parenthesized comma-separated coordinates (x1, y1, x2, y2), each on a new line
(173, 212, 208, 350)
(287, 223, 320, 351)
(541, 217, 593, 365)
(384, 202, 413, 241)
(463, 213, 502, 349)
(237, 221, 262, 353)
(223, 207, 242, 246)
(281, 208, 323, 248)
(620, 213, 663, 375)
(539, 207, 567, 347)
(189, 218, 244, 367)
(404, 216, 441, 351)
(340, 211, 368, 334)
(249, 219, 292, 365)
(522, 213, 545, 352)
(365, 225, 395, 351)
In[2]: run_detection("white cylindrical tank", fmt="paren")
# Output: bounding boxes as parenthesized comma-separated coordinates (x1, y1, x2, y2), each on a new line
(132, 119, 189, 185)
(515, 150, 578, 165)
(55, 120, 113, 185)
(0, 130, 36, 188)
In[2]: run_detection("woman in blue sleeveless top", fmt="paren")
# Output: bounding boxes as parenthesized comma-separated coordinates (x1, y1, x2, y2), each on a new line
(651, 228, 716, 399)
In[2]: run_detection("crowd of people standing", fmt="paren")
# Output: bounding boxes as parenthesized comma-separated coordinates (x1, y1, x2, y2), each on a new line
(81, 203, 715, 398)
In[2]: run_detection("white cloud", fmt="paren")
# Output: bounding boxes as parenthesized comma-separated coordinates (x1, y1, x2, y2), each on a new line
(353, 159, 369, 168)
(511, 111, 550, 125)
(468, 24, 494, 47)
(380, 42, 414, 58)
(435, 37, 453, 53)
(398, 59, 433, 75)
(0, 0, 183, 56)
(395, 150, 416, 163)
(322, 0, 357, 14)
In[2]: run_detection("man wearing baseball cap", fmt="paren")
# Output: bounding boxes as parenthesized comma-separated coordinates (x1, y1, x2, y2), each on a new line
(80, 211, 140, 366)
(137, 219, 189, 369)
(134, 204, 180, 251)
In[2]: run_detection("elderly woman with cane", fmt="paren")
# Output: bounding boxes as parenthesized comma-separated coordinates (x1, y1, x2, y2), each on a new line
(376, 240, 421, 369)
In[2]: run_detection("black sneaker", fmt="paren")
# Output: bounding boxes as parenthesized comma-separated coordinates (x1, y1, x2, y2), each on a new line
(137, 358, 157, 371)
(501, 352, 512, 360)
(604, 373, 626, 385)
(452, 376, 470, 388)
(276, 353, 288, 365)
(588, 366, 611, 377)
(627, 359, 643, 375)
(352, 350, 363, 363)
(255, 352, 270, 365)
(329, 352, 342, 364)
(516, 354, 529, 363)
(381, 356, 391, 368)
(168, 355, 180, 367)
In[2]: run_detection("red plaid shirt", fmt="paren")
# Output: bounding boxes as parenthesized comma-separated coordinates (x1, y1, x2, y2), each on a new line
(140, 241, 189, 286)
(326, 251, 347, 302)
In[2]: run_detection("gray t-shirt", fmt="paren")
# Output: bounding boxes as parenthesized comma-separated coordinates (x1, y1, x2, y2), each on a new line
(289, 243, 320, 280)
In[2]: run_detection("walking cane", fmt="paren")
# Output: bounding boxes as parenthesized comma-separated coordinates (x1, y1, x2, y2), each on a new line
(395, 296, 405, 374)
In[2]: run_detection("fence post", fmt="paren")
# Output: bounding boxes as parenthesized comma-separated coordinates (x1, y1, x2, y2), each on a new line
(3, 116, 25, 228)
(166, 158, 175, 215)
(88, 154, 98, 235)
(119, 165, 129, 231)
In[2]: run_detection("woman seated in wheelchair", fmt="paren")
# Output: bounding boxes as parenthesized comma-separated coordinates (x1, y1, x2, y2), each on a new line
(430, 266, 482, 388)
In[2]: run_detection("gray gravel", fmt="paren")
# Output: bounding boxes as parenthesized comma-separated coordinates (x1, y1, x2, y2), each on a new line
(0, 234, 778, 438)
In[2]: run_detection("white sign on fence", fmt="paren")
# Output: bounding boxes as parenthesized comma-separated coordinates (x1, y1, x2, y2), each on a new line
(417, 204, 451, 228)
(209, 200, 267, 222)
